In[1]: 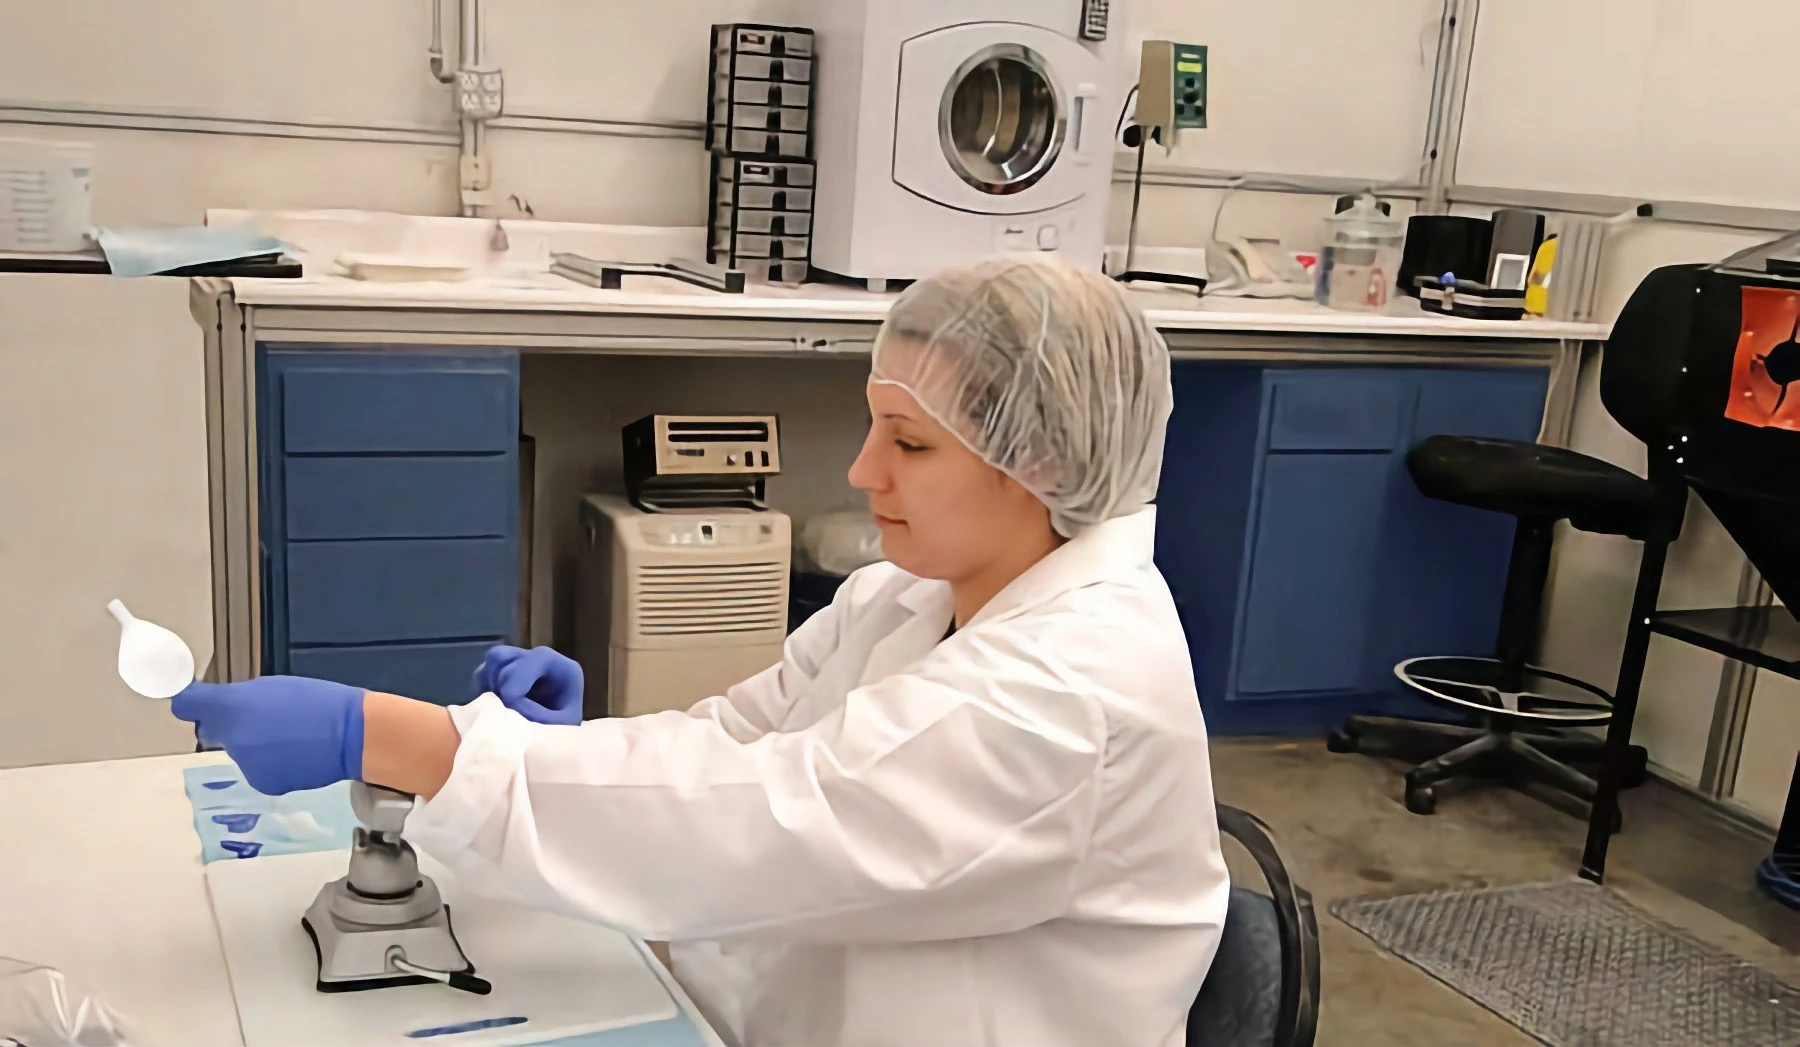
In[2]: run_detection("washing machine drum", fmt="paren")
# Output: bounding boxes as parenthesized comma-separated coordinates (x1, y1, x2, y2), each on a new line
(894, 23, 1108, 215)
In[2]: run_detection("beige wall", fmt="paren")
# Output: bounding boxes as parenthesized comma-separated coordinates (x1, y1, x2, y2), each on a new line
(0, 275, 211, 764)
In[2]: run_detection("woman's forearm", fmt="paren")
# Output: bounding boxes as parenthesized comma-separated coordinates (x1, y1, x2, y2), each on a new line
(361, 691, 461, 799)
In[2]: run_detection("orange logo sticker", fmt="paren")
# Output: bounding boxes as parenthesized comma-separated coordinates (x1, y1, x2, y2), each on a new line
(1725, 286, 1800, 430)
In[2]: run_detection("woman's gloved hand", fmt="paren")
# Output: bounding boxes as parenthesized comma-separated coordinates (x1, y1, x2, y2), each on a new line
(171, 677, 365, 795)
(471, 645, 585, 726)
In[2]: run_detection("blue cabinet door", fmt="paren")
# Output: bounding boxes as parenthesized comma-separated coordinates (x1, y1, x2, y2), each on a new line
(1234, 452, 1395, 695)
(1164, 364, 1553, 736)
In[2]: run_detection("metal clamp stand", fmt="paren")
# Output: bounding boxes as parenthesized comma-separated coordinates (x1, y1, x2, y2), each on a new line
(1116, 127, 1206, 296)
(301, 783, 491, 995)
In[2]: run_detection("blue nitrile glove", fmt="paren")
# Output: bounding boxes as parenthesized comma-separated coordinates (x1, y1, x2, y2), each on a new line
(470, 645, 584, 726)
(171, 677, 365, 796)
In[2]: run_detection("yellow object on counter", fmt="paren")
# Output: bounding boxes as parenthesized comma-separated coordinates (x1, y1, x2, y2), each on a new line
(1524, 234, 1558, 316)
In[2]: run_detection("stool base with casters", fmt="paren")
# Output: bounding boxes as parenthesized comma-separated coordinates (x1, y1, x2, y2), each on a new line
(1328, 655, 1649, 821)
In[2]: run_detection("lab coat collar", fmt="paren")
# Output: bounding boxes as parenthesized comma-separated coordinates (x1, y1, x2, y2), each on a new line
(967, 508, 1158, 629)
(877, 508, 1157, 648)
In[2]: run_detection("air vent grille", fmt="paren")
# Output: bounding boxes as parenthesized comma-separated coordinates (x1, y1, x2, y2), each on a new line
(633, 561, 786, 635)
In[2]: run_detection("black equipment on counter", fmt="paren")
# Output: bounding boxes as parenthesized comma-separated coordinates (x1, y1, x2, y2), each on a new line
(622, 414, 782, 513)
(1398, 215, 1492, 301)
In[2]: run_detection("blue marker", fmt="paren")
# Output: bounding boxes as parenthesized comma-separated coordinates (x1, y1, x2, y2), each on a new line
(405, 1016, 529, 1038)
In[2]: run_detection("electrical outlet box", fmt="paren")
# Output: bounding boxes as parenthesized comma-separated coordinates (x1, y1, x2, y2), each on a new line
(457, 67, 505, 121)
(1136, 41, 1207, 141)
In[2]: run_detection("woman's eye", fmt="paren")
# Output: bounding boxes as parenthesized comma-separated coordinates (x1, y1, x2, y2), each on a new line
(895, 439, 926, 453)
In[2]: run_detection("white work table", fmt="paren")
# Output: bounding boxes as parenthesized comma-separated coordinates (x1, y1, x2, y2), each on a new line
(187, 209, 1612, 695)
(220, 261, 1608, 343)
(0, 753, 724, 1047)
(198, 209, 1610, 347)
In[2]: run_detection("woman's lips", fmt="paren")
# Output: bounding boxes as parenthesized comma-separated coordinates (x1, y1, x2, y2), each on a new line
(872, 513, 905, 528)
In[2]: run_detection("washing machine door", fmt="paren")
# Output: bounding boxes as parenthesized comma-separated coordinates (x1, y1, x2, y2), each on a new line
(893, 22, 1107, 216)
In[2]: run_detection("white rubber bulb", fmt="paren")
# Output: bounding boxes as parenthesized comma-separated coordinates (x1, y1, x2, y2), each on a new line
(109, 599, 196, 699)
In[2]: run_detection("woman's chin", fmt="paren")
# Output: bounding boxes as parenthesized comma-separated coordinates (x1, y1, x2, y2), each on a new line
(876, 536, 924, 578)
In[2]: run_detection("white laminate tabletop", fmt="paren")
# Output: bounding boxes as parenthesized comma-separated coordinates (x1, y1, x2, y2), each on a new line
(224, 268, 1611, 342)
(0, 752, 243, 1046)
(0, 753, 720, 1047)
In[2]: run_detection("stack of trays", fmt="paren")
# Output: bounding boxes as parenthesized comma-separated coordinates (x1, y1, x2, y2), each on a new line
(706, 24, 814, 159)
(706, 24, 816, 283)
(709, 160, 814, 284)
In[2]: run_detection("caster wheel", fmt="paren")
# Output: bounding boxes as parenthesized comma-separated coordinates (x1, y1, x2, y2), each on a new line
(1404, 784, 1437, 815)
(1326, 729, 1359, 754)
(1621, 745, 1651, 788)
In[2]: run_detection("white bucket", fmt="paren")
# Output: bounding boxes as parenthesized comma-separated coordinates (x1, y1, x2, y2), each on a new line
(0, 136, 95, 252)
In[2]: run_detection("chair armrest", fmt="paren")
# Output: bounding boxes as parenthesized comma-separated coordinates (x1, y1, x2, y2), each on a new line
(1216, 804, 1321, 1047)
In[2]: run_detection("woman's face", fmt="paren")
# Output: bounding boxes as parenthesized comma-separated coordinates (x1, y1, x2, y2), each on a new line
(847, 376, 1052, 583)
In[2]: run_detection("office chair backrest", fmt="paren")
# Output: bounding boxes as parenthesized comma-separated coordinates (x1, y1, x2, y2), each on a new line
(1188, 805, 1320, 1047)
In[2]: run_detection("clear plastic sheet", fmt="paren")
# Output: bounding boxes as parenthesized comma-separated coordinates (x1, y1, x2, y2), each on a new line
(0, 958, 142, 1047)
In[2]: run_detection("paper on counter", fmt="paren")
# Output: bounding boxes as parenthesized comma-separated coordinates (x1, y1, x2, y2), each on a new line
(95, 225, 285, 277)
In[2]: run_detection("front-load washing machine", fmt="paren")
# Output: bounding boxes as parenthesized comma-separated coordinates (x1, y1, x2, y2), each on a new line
(811, 1, 1131, 287)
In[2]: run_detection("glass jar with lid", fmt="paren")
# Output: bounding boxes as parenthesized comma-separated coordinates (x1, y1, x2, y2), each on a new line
(1314, 193, 1405, 311)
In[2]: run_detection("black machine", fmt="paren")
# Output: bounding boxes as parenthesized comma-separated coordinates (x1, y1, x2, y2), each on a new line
(621, 414, 781, 513)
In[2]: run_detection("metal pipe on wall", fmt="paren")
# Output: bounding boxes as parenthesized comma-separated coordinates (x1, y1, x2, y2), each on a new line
(459, 0, 485, 218)
(427, 0, 488, 217)
(428, 0, 455, 84)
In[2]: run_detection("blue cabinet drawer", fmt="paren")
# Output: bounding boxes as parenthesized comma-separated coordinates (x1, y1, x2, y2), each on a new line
(286, 538, 516, 644)
(281, 366, 516, 454)
(1267, 373, 1408, 451)
(285, 457, 514, 540)
(288, 640, 495, 707)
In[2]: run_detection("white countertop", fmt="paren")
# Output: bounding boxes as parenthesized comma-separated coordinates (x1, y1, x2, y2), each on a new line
(225, 268, 1608, 341)
(0, 752, 718, 1047)
(208, 209, 1611, 342)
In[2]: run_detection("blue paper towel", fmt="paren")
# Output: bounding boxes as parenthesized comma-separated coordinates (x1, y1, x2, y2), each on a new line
(95, 226, 285, 277)
(180, 765, 358, 862)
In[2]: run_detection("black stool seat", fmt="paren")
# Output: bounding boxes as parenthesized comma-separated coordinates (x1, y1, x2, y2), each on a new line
(1407, 435, 1660, 539)
(1331, 432, 1655, 821)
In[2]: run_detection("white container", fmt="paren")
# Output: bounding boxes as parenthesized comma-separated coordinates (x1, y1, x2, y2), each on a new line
(0, 137, 94, 252)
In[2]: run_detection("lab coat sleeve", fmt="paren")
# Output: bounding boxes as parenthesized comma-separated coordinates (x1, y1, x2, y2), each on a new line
(679, 573, 846, 738)
(405, 628, 1104, 944)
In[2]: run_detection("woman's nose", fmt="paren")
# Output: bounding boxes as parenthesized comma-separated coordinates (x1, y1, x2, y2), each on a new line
(847, 433, 884, 492)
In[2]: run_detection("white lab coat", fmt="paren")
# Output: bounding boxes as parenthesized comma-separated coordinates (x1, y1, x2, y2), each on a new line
(407, 508, 1229, 1047)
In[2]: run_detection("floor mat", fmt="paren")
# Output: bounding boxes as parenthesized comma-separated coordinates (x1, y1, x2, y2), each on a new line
(1332, 880, 1800, 1047)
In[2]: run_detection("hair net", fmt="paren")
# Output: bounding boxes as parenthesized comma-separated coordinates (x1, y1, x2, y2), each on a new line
(871, 254, 1173, 538)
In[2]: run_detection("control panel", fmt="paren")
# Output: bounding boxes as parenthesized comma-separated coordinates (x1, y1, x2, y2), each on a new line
(1136, 41, 1209, 146)
(1079, 0, 1111, 41)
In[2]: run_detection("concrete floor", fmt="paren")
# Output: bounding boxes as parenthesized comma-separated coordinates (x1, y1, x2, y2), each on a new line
(1214, 738, 1800, 1046)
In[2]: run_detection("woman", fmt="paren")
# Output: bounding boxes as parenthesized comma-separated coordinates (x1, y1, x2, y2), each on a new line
(174, 255, 1229, 1047)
